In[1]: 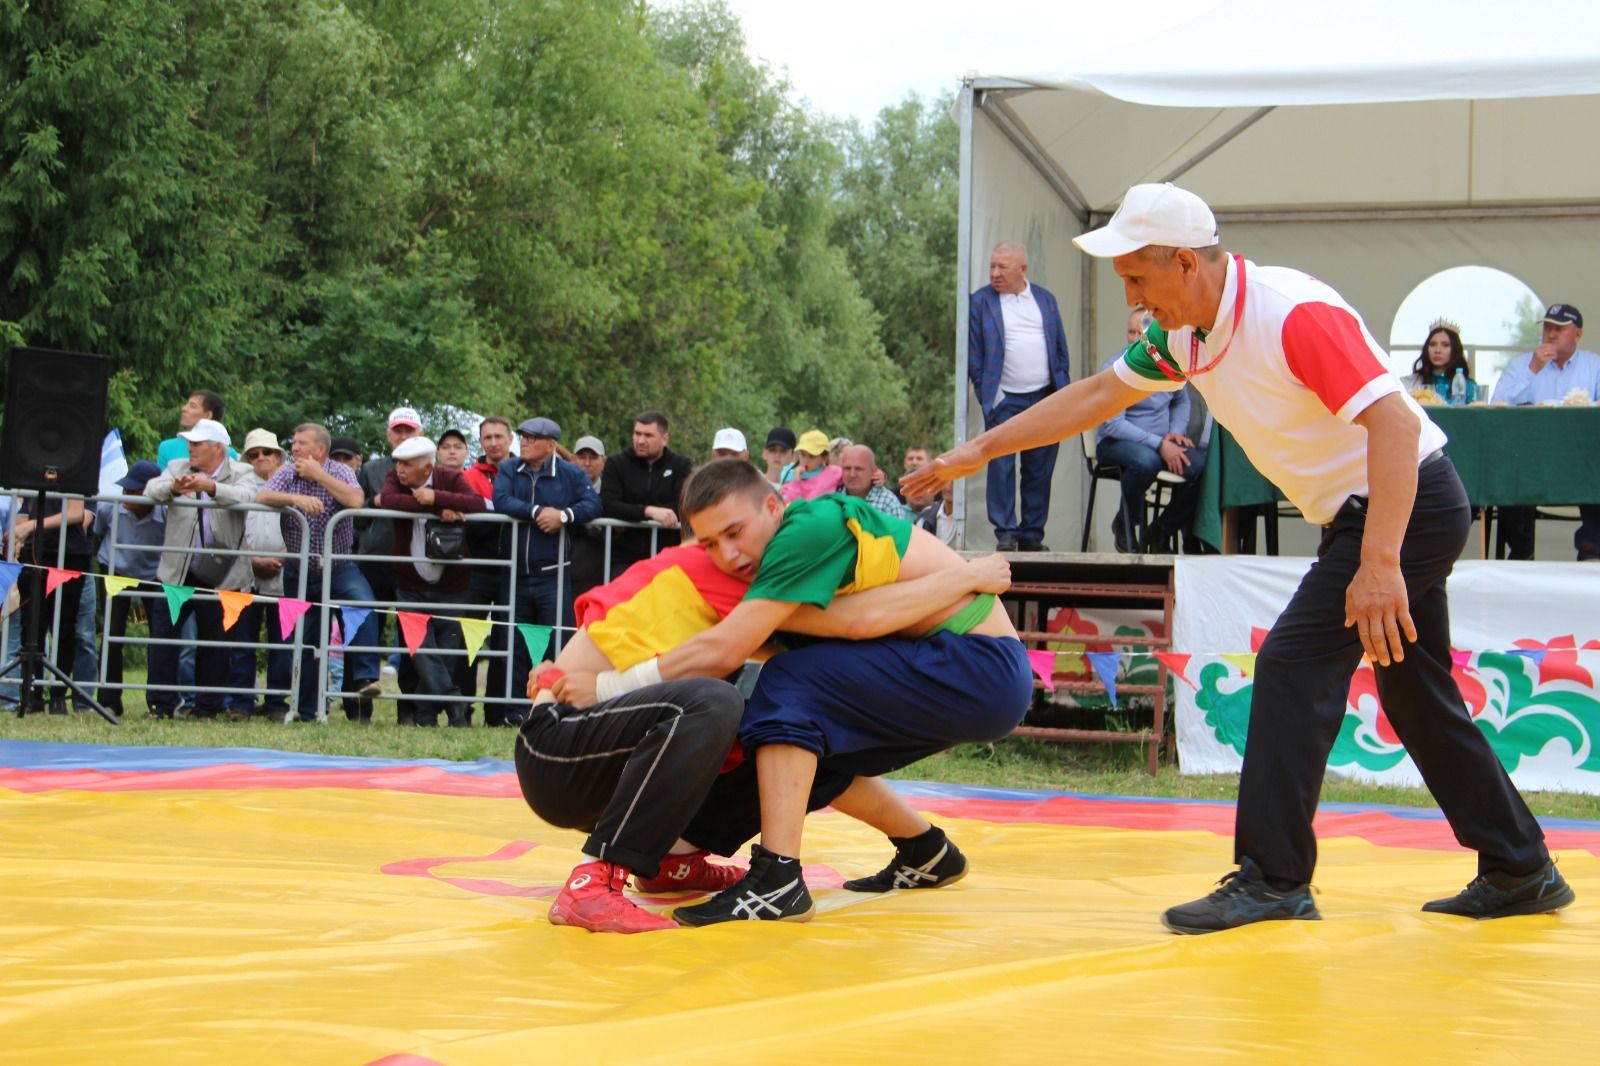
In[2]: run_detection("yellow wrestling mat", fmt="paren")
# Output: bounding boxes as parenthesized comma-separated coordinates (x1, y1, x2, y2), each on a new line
(2, 741, 1597, 1064)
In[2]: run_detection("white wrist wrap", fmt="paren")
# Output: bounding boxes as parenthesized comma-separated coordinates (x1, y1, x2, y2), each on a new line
(594, 657, 662, 701)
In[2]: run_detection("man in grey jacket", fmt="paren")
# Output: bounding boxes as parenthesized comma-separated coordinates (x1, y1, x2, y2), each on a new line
(143, 418, 259, 719)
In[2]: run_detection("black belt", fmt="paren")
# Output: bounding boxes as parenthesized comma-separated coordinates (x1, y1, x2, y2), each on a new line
(1329, 450, 1447, 525)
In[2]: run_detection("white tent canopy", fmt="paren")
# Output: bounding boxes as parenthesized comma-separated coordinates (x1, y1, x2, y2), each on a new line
(954, 0, 1600, 550)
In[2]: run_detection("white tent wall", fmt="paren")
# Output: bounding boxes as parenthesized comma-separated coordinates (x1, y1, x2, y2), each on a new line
(960, 99, 1090, 550)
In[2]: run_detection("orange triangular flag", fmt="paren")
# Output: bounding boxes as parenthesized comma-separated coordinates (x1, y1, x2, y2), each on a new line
(216, 589, 254, 632)
(45, 567, 83, 597)
(397, 611, 432, 656)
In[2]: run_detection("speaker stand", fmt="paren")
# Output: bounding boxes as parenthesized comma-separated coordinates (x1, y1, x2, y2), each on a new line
(0, 490, 119, 725)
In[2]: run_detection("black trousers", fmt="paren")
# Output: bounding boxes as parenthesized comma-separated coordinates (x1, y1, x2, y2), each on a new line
(513, 678, 856, 876)
(514, 679, 744, 877)
(1237, 457, 1548, 883)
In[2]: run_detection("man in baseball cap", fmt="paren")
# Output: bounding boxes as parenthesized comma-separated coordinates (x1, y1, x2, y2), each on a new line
(906, 181, 1566, 933)
(388, 406, 422, 430)
(762, 427, 796, 486)
(177, 418, 231, 448)
(1072, 182, 1219, 259)
(572, 435, 606, 487)
(711, 427, 748, 461)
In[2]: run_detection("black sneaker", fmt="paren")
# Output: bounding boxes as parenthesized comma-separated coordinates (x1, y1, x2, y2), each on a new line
(843, 829, 969, 892)
(672, 844, 814, 926)
(1162, 858, 1319, 934)
(1422, 859, 1575, 919)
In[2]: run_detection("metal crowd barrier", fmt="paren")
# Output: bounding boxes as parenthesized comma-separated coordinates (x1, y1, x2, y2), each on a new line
(0, 487, 665, 721)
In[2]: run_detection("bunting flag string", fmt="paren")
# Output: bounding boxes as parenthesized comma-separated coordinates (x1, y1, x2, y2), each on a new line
(397, 612, 432, 656)
(458, 617, 492, 665)
(3, 558, 1595, 669)
(216, 589, 254, 632)
(45, 567, 82, 597)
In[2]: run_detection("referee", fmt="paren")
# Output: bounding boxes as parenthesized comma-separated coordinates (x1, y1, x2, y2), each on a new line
(905, 182, 1572, 934)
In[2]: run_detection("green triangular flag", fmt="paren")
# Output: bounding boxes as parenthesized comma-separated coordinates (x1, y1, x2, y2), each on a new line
(161, 582, 196, 625)
(516, 623, 552, 664)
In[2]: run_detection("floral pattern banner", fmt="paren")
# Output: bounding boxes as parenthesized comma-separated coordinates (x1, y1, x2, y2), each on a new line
(1173, 557, 1600, 794)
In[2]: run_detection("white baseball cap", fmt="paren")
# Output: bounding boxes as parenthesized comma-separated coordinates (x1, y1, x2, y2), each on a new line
(712, 427, 747, 452)
(178, 418, 231, 446)
(572, 435, 605, 455)
(1073, 183, 1219, 258)
(392, 436, 436, 461)
(387, 406, 422, 429)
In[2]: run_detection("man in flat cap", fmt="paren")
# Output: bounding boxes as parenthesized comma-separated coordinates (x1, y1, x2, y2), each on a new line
(492, 416, 602, 715)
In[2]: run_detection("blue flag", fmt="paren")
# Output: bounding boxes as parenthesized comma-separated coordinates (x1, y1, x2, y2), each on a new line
(1087, 651, 1121, 706)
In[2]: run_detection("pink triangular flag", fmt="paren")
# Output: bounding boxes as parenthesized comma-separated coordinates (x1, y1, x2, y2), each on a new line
(277, 598, 312, 640)
(1026, 649, 1057, 692)
(45, 567, 82, 597)
(397, 611, 432, 656)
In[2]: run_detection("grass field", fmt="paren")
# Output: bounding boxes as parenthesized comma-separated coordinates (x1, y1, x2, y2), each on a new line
(6, 700, 1599, 822)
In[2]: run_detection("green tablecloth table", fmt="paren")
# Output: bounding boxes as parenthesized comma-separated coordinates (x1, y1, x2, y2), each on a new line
(1193, 406, 1600, 550)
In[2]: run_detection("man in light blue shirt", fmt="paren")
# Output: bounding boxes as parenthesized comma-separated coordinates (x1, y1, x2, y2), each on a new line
(1094, 309, 1209, 552)
(1490, 303, 1600, 406)
(1489, 303, 1600, 559)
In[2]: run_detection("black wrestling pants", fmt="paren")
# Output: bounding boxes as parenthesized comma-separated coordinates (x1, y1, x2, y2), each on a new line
(1236, 456, 1548, 884)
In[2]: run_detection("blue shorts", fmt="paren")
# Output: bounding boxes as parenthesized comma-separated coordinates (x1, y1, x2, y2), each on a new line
(739, 633, 1033, 776)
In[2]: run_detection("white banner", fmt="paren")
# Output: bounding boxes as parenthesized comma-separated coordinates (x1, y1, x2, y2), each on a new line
(1173, 558, 1600, 794)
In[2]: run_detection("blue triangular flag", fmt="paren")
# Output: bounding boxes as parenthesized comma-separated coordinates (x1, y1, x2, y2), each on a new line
(1087, 651, 1121, 705)
(0, 561, 21, 604)
(338, 606, 373, 647)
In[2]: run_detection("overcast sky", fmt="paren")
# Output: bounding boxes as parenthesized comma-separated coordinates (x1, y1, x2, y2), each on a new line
(705, 0, 1537, 374)
(713, 0, 1217, 123)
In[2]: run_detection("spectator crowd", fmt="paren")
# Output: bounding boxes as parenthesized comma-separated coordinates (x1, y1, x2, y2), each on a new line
(9, 389, 958, 726)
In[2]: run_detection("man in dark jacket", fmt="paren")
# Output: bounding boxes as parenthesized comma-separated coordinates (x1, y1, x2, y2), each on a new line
(967, 242, 1072, 551)
(493, 416, 602, 712)
(376, 437, 486, 727)
(599, 410, 693, 574)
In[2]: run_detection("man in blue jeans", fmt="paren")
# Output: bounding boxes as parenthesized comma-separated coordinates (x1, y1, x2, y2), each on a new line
(1095, 307, 1208, 553)
(967, 241, 1072, 550)
(256, 424, 381, 722)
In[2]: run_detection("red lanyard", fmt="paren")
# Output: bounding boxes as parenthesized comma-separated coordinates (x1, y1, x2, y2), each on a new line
(1188, 254, 1246, 377)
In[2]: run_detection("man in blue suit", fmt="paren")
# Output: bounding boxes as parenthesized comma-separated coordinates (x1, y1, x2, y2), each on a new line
(968, 241, 1072, 550)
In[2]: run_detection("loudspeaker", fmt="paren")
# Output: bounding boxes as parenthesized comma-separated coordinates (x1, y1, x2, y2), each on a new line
(0, 347, 111, 496)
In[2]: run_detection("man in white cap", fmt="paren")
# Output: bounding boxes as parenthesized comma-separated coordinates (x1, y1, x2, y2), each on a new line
(376, 436, 486, 727)
(226, 428, 294, 721)
(143, 418, 259, 719)
(905, 182, 1569, 932)
(711, 428, 748, 461)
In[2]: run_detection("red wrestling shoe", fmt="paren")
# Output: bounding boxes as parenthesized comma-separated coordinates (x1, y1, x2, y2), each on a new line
(635, 850, 746, 894)
(549, 860, 677, 933)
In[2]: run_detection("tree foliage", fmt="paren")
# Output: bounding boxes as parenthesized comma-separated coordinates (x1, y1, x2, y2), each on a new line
(1, 0, 960, 469)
